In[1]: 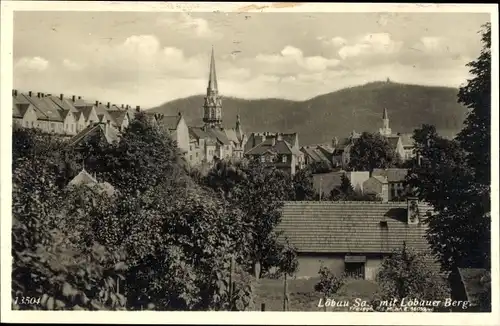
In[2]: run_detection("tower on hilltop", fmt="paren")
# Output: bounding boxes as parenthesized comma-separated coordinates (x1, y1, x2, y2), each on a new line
(379, 108, 392, 137)
(203, 47, 223, 128)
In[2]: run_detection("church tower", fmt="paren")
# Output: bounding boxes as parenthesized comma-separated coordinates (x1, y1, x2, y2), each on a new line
(203, 47, 223, 128)
(379, 108, 392, 137)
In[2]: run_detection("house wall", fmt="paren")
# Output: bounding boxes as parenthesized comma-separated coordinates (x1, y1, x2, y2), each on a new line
(176, 118, 190, 154)
(296, 253, 384, 280)
(347, 171, 370, 192)
(363, 178, 383, 195)
(22, 106, 38, 129)
(395, 139, 405, 160)
(63, 113, 77, 135)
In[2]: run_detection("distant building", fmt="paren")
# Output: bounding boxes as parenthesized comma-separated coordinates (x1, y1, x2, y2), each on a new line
(182, 47, 247, 167)
(67, 167, 116, 196)
(331, 109, 416, 169)
(244, 132, 305, 176)
(363, 168, 408, 202)
(11, 90, 162, 139)
(278, 198, 440, 279)
(300, 144, 335, 168)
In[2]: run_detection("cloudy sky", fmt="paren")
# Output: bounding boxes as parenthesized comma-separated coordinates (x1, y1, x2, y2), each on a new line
(13, 11, 489, 108)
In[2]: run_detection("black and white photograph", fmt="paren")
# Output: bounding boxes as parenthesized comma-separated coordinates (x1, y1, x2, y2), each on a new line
(1, 2, 498, 324)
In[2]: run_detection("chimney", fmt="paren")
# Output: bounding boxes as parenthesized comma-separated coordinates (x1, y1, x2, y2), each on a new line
(121, 104, 124, 109)
(72, 95, 76, 102)
(37, 92, 41, 98)
(78, 96, 81, 100)
(60, 93, 64, 101)
(136, 105, 140, 112)
(178, 111, 181, 117)
(12, 89, 17, 96)
(107, 102, 110, 108)
(277, 133, 283, 141)
(99, 102, 102, 105)
(407, 197, 420, 225)
(95, 100, 99, 106)
(28, 91, 32, 97)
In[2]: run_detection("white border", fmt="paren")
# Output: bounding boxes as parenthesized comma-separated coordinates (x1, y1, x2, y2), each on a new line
(1, 2, 498, 325)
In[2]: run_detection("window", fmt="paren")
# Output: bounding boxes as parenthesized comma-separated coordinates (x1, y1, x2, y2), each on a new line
(50, 123, 55, 132)
(344, 256, 366, 279)
(31, 121, 34, 128)
(190, 145, 193, 151)
(261, 156, 265, 163)
(190, 155, 193, 161)
(24, 121, 29, 127)
(282, 156, 287, 163)
(196, 152, 198, 158)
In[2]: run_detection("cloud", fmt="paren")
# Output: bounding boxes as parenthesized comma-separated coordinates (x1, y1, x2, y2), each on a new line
(256, 45, 340, 74)
(420, 36, 442, 51)
(62, 59, 85, 71)
(156, 13, 221, 39)
(15, 56, 49, 72)
(338, 33, 402, 60)
(319, 36, 347, 47)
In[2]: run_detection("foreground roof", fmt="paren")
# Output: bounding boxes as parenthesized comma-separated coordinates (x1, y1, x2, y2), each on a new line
(279, 201, 435, 256)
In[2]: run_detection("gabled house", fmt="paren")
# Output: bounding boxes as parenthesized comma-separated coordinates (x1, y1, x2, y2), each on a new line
(244, 132, 304, 176)
(278, 198, 440, 279)
(364, 168, 408, 202)
(68, 167, 116, 197)
(162, 113, 190, 155)
(67, 122, 120, 148)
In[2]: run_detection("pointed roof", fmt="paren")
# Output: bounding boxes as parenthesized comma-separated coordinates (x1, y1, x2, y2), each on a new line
(207, 47, 218, 93)
(383, 108, 388, 120)
(68, 168, 97, 186)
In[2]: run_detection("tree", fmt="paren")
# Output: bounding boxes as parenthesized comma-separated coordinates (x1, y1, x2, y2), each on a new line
(329, 174, 381, 201)
(291, 167, 317, 201)
(348, 132, 399, 171)
(405, 24, 491, 272)
(228, 162, 296, 277)
(374, 244, 449, 311)
(457, 22, 491, 188)
(97, 112, 188, 195)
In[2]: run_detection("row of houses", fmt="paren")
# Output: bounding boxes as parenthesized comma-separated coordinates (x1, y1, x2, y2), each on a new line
(301, 108, 416, 170)
(12, 89, 161, 138)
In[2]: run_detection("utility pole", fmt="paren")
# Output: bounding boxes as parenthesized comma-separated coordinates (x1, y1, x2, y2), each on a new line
(319, 176, 323, 201)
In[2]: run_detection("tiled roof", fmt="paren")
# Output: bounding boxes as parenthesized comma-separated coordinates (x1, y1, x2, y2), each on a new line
(386, 136, 401, 150)
(246, 139, 295, 155)
(371, 175, 388, 184)
(108, 110, 127, 126)
(79, 106, 95, 121)
(162, 115, 181, 130)
(189, 127, 210, 140)
(67, 123, 119, 147)
(278, 201, 435, 255)
(207, 128, 231, 145)
(399, 133, 415, 147)
(225, 129, 239, 144)
(23, 95, 64, 121)
(372, 168, 408, 183)
(12, 103, 23, 118)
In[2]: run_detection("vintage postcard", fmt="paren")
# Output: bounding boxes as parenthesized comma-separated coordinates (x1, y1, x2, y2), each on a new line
(1, 1, 498, 325)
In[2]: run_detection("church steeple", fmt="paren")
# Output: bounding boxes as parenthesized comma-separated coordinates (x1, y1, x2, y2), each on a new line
(379, 108, 392, 136)
(203, 47, 223, 128)
(207, 47, 218, 94)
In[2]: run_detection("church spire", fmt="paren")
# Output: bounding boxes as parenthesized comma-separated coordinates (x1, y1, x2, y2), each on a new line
(382, 107, 388, 120)
(207, 46, 218, 94)
(379, 108, 391, 136)
(203, 47, 223, 127)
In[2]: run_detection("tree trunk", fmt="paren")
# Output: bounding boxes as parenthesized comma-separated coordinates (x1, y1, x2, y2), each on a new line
(254, 261, 261, 280)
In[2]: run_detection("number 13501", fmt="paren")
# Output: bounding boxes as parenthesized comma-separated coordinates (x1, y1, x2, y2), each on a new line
(13, 296, 41, 305)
